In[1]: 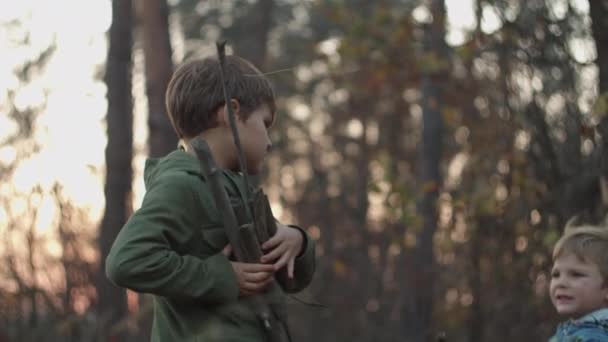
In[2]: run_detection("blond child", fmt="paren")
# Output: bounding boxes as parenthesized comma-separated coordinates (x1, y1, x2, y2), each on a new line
(549, 220, 608, 341)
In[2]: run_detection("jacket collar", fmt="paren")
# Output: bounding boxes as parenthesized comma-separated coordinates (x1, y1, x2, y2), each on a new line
(575, 308, 608, 323)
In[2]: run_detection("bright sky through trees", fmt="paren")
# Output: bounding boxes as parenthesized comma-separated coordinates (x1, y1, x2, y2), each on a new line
(0, 0, 593, 231)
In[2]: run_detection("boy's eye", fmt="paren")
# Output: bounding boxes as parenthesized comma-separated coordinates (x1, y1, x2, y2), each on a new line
(551, 271, 559, 278)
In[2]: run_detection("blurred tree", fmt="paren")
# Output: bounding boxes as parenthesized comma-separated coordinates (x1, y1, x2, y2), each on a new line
(53, 184, 100, 342)
(234, 0, 274, 68)
(589, 0, 608, 202)
(0, 16, 55, 342)
(0, 35, 54, 181)
(97, 0, 133, 341)
(403, 0, 446, 340)
(140, 0, 177, 158)
(173, 0, 275, 65)
(589, 0, 608, 96)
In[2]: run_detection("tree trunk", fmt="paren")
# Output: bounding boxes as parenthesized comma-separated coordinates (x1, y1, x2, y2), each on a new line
(469, 216, 485, 342)
(589, 0, 608, 95)
(235, 0, 275, 69)
(589, 0, 608, 194)
(27, 227, 37, 327)
(97, 0, 133, 340)
(141, 0, 176, 158)
(402, 1, 445, 340)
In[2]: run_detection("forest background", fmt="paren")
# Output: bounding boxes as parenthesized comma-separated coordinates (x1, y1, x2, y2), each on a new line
(1, 0, 608, 341)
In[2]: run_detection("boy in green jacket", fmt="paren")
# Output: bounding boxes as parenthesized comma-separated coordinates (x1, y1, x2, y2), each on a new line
(105, 54, 316, 341)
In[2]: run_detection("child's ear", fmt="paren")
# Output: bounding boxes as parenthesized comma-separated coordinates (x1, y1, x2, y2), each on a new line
(218, 99, 241, 126)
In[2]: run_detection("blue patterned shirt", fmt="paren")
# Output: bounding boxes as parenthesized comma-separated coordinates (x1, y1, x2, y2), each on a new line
(550, 308, 608, 342)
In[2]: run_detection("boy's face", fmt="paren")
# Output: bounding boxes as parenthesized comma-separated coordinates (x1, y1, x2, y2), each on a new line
(550, 253, 608, 319)
(235, 104, 273, 175)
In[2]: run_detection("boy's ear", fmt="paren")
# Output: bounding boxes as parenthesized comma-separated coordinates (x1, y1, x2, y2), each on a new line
(217, 99, 241, 127)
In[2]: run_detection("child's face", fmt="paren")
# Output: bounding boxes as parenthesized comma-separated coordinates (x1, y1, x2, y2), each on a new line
(550, 253, 608, 319)
(235, 104, 273, 174)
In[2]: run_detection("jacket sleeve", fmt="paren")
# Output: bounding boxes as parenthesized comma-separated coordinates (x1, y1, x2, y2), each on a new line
(279, 225, 316, 293)
(105, 174, 239, 304)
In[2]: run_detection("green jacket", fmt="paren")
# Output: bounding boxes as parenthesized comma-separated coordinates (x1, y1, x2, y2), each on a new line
(105, 149, 316, 342)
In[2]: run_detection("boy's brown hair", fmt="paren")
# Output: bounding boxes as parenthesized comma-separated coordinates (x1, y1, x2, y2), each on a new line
(165, 55, 275, 139)
(553, 218, 608, 281)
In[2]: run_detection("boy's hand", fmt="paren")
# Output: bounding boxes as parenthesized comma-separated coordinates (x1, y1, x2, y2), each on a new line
(222, 245, 274, 297)
(260, 223, 304, 279)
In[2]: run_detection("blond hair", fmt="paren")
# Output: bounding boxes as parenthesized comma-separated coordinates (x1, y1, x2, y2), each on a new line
(553, 217, 608, 280)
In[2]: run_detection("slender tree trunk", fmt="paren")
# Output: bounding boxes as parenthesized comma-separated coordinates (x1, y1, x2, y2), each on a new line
(589, 0, 608, 191)
(469, 3, 483, 340)
(469, 217, 485, 342)
(27, 228, 37, 327)
(589, 0, 608, 95)
(98, 0, 133, 340)
(141, 0, 176, 158)
(236, 0, 275, 69)
(402, 1, 445, 340)
(55, 189, 76, 341)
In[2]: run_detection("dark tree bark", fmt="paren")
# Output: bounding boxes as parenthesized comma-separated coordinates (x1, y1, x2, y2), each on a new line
(589, 0, 608, 95)
(235, 0, 275, 69)
(142, 0, 176, 158)
(402, 0, 445, 340)
(589, 0, 608, 197)
(97, 0, 133, 340)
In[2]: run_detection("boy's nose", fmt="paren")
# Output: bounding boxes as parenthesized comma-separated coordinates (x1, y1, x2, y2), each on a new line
(553, 277, 567, 287)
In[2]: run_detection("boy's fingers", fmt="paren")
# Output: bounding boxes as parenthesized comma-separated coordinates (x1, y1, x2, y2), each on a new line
(242, 263, 275, 273)
(245, 271, 273, 283)
(273, 253, 291, 271)
(261, 245, 286, 263)
(262, 235, 282, 250)
(287, 259, 295, 279)
(243, 276, 273, 292)
(262, 276, 274, 287)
